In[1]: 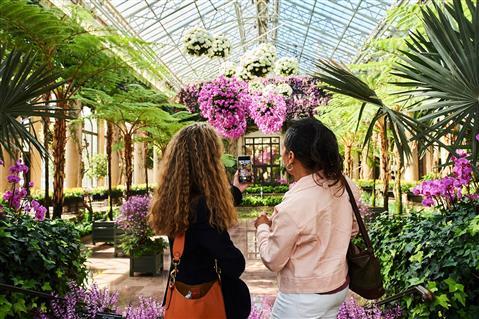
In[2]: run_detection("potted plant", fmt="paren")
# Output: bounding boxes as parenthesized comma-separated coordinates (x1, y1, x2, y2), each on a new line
(117, 195, 167, 276)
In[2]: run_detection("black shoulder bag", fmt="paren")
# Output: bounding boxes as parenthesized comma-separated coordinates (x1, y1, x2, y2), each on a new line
(343, 176, 385, 300)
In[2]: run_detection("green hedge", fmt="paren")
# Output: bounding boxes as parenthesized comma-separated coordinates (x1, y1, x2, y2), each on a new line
(368, 203, 479, 318)
(355, 179, 419, 193)
(31, 184, 155, 203)
(0, 210, 88, 318)
(240, 195, 283, 207)
(245, 185, 289, 194)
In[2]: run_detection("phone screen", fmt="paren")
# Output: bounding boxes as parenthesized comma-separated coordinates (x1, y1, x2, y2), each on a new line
(238, 155, 253, 183)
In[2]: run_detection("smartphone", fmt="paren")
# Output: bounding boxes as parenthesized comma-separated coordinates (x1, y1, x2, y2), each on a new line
(237, 155, 253, 183)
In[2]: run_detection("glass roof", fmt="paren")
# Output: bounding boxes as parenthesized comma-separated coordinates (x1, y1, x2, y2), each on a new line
(80, 0, 397, 88)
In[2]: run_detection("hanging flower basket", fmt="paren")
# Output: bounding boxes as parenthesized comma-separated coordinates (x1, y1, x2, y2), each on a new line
(275, 57, 299, 76)
(198, 75, 252, 139)
(239, 43, 276, 79)
(249, 91, 287, 134)
(182, 27, 213, 56)
(208, 34, 232, 58)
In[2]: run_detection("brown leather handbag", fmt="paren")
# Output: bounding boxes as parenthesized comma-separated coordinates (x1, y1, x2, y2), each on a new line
(164, 233, 227, 319)
(343, 176, 385, 300)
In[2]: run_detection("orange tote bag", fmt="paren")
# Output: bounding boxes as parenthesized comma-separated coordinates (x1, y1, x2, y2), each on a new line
(164, 233, 227, 319)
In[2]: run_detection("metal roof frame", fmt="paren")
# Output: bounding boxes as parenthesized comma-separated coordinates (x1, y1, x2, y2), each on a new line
(71, 0, 401, 87)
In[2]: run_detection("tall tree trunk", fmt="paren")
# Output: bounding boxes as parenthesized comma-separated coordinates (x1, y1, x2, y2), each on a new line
(379, 118, 389, 211)
(392, 145, 403, 215)
(43, 115, 51, 219)
(144, 141, 149, 193)
(394, 166, 403, 215)
(52, 92, 69, 219)
(124, 133, 133, 197)
(344, 144, 352, 177)
(106, 122, 113, 220)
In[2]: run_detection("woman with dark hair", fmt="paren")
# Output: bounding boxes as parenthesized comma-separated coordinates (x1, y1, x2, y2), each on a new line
(149, 123, 251, 319)
(254, 118, 359, 318)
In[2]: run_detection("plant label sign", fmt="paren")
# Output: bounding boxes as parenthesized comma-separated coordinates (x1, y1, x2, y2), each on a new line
(95, 313, 123, 319)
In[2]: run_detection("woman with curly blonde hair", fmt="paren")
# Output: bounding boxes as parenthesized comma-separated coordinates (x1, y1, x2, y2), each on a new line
(150, 123, 250, 319)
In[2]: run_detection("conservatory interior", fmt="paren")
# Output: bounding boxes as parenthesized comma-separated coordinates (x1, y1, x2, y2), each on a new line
(0, 0, 478, 318)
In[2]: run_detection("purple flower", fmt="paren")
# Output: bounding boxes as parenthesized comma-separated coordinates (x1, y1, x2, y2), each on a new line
(476, 133, 479, 142)
(7, 175, 20, 184)
(0, 159, 3, 166)
(249, 91, 287, 134)
(28, 181, 34, 188)
(34, 206, 46, 221)
(123, 296, 164, 319)
(198, 76, 251, 139)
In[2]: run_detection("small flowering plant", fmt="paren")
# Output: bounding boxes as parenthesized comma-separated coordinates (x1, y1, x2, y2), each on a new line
(1, 159, 46, 221)
(198, 75, 251, 139)
(208, 34, 232, 58)
(44, 282, 164, 319)
(274, 57, 299, 76)
(182, 27, 213, 56)
(249, 91, 287, 134)
(412, 150, 478, 210)
(118, 195, 166, 257)
(337, 298, 402, 319)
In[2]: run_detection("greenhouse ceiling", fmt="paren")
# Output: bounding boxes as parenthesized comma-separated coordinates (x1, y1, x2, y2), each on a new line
(72, 0, 401, 87)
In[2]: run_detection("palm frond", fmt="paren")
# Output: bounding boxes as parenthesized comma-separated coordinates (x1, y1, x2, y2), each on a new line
(315, 59, 415, 165)
(394, 0, 479, 164)
(0, 46, 65, 160)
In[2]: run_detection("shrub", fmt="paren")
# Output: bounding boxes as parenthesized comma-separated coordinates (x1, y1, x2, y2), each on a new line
(368, 201, 479, 318)
(0, 211, 88, 318)
(240, 195, 283, 207)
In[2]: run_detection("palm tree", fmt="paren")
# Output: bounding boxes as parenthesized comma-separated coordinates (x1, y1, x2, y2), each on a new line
(393, 0, 479, 168)
(0, 47, 63, 160)
(315, 60, 416, 211)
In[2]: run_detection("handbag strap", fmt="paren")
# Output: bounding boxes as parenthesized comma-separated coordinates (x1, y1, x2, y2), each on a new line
(341, 175, 373, 251)
(172, 232, 186, 264)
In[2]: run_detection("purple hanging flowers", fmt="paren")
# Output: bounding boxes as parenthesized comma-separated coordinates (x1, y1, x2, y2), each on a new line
(198, 75, 251, 139)
(249, 91, 287, 134)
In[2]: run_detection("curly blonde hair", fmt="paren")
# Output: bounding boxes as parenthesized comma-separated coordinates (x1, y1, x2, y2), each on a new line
(149, 123, 237, 237)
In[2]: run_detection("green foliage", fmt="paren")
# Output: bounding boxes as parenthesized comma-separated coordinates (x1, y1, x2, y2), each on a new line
(119, 236, 167, 257)
(85, 154, 108, 179)
(245, 185, 289, 194)
(240, 195, 283, 207)
(0, 46, 64, 160)
(0, 209, 88, 318)
(393, 0, 479, 166)
(355, 179, 419, 193)
(368, 203, 479, 318)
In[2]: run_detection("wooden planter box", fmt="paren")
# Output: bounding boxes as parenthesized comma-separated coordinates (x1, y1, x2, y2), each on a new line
(129, 253, 163, 277)
(92, 221, 116, 244)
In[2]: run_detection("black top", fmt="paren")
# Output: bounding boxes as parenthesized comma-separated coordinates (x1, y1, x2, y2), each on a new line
(165, 186, 251, 319)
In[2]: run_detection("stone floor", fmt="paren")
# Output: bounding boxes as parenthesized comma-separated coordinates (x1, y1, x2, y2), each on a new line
(86, 219, 278, 307)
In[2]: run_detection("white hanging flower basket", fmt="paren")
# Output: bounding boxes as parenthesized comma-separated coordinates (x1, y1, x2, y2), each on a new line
(208, 34, 232, 58)
(275, 57, 299, 76)
(239, 43, 277, 79)
(182, 27, 213, 56)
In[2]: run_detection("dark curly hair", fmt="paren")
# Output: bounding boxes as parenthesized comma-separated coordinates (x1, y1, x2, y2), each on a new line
(284, 118, 344, 190)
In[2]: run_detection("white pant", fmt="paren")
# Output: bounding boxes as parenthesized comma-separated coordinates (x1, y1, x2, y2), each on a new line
(271, 287, 348, 319)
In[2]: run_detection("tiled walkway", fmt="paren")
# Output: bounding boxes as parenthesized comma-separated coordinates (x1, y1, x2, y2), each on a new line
(87, 219, 278, 307)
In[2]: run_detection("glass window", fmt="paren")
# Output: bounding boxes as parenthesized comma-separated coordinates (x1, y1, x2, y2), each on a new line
(243, 136, 281, 185)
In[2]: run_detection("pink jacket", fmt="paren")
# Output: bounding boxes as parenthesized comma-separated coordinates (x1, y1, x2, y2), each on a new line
(256, 174, 359, 293)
